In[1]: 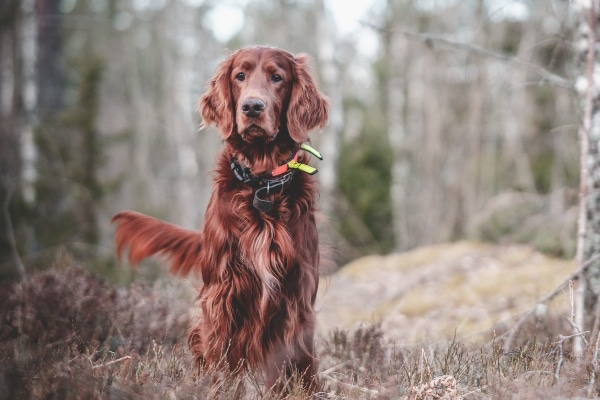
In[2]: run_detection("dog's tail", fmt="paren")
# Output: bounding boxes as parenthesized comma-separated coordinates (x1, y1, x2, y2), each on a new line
(112, 211, 202, 276)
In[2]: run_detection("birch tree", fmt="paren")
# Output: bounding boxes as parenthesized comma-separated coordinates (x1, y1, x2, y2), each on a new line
(574, 0, 600, 358)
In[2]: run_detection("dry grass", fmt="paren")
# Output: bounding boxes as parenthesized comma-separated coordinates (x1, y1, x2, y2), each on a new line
(1, 264, 598, 399)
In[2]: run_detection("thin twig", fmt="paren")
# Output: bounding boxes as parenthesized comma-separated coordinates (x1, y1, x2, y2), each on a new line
(554, 332, 588, 381)
(556, 332, 589, 342)
(555, 338, 564, 381)
(319, 361, 352, 375)
(91, 355, 132, 369)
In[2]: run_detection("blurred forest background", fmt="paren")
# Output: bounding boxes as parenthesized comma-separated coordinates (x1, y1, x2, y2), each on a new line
(0, 0, 578, 278)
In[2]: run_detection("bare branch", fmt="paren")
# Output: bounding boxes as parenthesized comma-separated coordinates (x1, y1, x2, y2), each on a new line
(362, 21, 572, 88)
(502, 253, 600, 353)
(554, 332, 589, 381)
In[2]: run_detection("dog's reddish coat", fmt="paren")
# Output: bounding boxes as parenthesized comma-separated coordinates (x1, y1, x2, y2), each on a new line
(112, 46, 329, 392)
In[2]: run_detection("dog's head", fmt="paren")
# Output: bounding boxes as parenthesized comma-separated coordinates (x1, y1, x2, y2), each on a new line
(199, 46, 329, 145)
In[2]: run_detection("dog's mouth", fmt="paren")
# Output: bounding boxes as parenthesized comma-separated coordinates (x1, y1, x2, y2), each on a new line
(240, 125, 278, 142)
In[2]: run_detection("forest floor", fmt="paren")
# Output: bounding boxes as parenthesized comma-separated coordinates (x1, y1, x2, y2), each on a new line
(0, 242, 595, 399)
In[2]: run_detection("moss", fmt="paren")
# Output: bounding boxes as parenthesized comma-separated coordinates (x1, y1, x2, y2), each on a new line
(318, 242, 574, 343)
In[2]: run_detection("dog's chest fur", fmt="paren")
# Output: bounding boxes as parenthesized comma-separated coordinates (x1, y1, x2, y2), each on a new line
(238, 207, 292, 319)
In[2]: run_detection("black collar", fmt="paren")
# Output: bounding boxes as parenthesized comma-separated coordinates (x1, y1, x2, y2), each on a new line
(230, 157, 295, 212)
(229, 143, 322, 213)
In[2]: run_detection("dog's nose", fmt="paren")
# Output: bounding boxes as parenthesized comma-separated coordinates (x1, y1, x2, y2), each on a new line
(241, 98, 265, 118)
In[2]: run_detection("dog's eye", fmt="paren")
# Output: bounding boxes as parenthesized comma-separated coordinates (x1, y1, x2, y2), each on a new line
(235, 72, 246, 81)
(271, 74, 283, 83)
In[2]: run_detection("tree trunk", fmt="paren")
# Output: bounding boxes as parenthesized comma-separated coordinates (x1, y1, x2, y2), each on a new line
(33, 0, 70, 250)
(0, 0, 25, 278)
(385, 2, 411, 251)
(315, 0, 342, 217)
(575, 0, 600, 358)
(36, 0, 64, 117)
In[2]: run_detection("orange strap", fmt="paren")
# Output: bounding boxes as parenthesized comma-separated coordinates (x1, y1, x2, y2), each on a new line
(271, 152, 299, 176)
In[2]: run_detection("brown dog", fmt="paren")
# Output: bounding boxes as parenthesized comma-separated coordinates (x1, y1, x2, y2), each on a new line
(112, 45, 329, 393)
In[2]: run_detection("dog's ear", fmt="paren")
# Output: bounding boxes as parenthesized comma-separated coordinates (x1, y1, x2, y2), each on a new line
(199, 53, 235, 140)
(286, 54, 330, 143)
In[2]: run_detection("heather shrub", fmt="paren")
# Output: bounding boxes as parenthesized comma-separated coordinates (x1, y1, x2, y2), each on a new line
(1, 264, 598, 399)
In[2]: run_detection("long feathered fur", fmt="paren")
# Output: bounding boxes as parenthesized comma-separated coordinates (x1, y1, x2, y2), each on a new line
(111, 211, 202, 276)
(112, 45, 329, 395)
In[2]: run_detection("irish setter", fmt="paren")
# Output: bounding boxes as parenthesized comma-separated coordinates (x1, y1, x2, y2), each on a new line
(112, 46, 329, 394)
